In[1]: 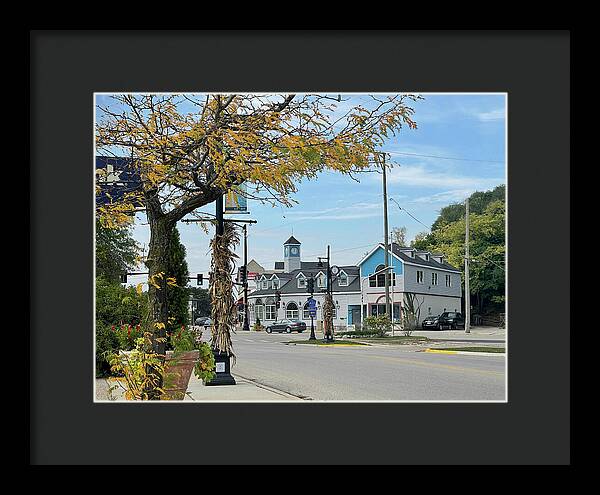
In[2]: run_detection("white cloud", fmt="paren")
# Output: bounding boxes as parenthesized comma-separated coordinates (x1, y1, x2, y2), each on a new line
(408, 189, 477, 205)
(385, 164, 502, 190)
(475, 108, 505, 122)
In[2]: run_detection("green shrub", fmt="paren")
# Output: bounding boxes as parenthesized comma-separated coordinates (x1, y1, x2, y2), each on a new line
(363, 315, 392, 337)
(96, 321, 119, 377)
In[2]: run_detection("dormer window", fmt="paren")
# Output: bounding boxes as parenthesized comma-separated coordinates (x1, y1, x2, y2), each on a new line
(272, 278, 279, 289)
(316, 272, 326, 288)
(338, 271, 348, 287)
(297, 275, 306, 289)
(262, 279, 269, 289)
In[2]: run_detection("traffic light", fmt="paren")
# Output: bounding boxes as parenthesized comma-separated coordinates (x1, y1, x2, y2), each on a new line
(120, 273, 127, 283)
(275, 290, 281, 302)
(197, 273, 203, 286)
(240, 265, 247, 283)
(307, 277, 314, 294)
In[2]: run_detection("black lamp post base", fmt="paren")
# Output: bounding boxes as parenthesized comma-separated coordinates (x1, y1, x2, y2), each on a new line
(204, 350, 237, 386)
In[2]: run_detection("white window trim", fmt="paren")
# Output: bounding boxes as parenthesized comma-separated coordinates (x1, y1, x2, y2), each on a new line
(338, 270, 349, 286)
(316, 271, 326, 288)
(265, 305, 276, 320)
(431, 272, 438, 286)
(416, 270, 424, 284)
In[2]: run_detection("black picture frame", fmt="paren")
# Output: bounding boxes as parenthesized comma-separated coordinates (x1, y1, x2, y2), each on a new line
(30, 30, 570, 465)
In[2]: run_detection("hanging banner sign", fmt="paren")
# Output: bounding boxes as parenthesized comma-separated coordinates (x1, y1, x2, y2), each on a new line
(95, 156, 143, 208)
(224, 183, 249, 214)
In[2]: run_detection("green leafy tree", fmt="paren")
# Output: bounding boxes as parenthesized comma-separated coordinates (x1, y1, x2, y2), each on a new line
(431, 185, 505, 231)
(165, 227, 190, 334)
(413, 187, 506, 314)
(95, 219, 141, 283)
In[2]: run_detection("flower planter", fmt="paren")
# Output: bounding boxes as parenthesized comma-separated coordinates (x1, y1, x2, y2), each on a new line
(163, 350, 199, 400)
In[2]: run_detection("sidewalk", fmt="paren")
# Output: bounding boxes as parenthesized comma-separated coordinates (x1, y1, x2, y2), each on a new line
(95, 375, 301, 402)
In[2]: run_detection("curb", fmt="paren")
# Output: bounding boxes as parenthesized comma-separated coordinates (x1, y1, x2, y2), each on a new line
(424, 348, 506, 357)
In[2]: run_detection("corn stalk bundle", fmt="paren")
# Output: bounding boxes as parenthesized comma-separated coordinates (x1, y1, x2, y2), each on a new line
(209, 222, 240, 360)
(322, 292, 335, 338)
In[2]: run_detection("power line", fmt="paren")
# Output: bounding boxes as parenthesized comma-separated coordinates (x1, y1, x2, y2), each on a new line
(389, 198, 430, 230)
(386, 151, 504, 164)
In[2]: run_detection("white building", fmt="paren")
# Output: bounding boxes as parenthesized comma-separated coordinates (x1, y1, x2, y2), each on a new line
(246, 237, 462, 330)
(247, 236, 361, 330)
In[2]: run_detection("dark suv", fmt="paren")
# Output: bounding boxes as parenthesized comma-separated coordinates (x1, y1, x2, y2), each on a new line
(437, 312, 465, 330)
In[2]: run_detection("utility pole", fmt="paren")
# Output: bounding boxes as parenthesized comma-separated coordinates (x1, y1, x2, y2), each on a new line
(242, 224, 250, 331)
(465, 197, 471, 334)
(390, 230, 395, 337)
(382, 154, 391, 321)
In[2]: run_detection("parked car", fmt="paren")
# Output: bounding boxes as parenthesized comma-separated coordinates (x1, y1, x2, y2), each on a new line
(437, 312, 465, 330)
(195, 317, 212, 328)
(421, 315, 440, 330)
(266, 319, 307, 334)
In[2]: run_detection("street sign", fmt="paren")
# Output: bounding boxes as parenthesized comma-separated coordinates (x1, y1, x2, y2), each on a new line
(308, 297, 317, 317)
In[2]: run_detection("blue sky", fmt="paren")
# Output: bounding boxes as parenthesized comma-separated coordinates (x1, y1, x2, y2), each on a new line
(98, 93, 506, 285)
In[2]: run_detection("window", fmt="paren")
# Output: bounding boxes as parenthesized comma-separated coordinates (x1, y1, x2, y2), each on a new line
(445, 274, 451, 287)
(286, 302, 299, 320)
(255, 305, 265, 321)
(271, 278, 279, 289)
(431, 273, 438, 286)
(265, 305, 276, 320)
(298, 276, 306, 289)
(416, 270, 424, 284)
(317, 273, 326, 288)
(262, 279, 269, 289)
(369, 265, 393, 288)
(303, 302, 311, 320)
(338, 272, 348, 286)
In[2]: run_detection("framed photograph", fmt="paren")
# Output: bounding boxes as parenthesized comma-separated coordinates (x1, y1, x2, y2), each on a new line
(30, 30, 570, 465)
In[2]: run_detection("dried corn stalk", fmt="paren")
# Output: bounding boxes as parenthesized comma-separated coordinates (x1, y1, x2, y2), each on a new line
(323, 292, 335, 339)
(209, 222, 240, 361)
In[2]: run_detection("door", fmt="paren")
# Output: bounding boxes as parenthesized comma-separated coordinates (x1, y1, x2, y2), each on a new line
(351, 308, 361, 325)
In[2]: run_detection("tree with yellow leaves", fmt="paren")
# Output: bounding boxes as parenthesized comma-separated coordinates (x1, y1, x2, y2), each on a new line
(96, 93, 421, 394)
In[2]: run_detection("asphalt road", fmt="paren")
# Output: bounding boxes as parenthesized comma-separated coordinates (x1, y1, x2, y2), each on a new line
(221, 329, 506, 401)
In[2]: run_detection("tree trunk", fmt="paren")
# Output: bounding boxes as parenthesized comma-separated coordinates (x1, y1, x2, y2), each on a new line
(144, 206, 175, 398)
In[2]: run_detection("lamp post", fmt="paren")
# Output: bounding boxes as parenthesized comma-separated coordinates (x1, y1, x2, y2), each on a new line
(318, 246, 335, 342)
(307, 277, 316, 340)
